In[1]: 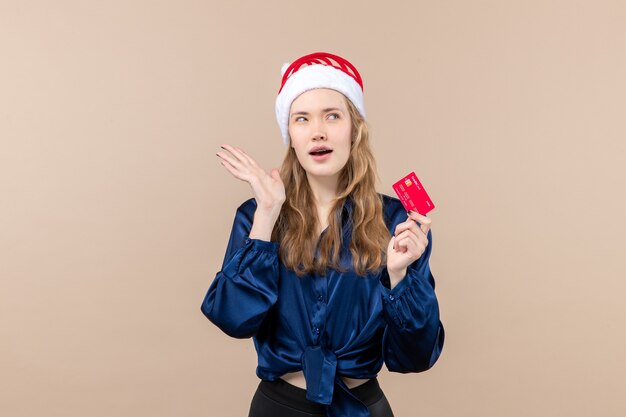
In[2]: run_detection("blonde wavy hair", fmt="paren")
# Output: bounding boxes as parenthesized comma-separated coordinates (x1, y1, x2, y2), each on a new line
(270, 94, 391, 277)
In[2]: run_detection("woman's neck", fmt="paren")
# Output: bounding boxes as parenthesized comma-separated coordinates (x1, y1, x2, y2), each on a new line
(306, 173, 339, 208)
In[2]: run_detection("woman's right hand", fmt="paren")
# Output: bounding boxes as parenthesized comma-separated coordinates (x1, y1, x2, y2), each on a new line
(216, 144, 286, 212)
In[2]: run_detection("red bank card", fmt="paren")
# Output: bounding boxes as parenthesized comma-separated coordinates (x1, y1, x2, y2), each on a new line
(392, 172, 435, 215)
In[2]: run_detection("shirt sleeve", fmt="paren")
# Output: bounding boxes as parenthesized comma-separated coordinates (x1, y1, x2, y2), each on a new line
(379, 227, 445, 373)
(200, 200, 280, 339)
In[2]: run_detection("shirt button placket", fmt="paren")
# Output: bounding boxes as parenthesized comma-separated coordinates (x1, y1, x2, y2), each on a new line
(311, 324, 321, 344)
(311, 270, 327, 345)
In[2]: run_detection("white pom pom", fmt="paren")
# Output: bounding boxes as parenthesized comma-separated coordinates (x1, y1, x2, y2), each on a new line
(280, 62, 291, 77)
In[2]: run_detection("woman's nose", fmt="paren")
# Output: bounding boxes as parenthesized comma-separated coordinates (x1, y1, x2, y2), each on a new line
(311, 120, 326, 140)
(312, 131, 326, 140)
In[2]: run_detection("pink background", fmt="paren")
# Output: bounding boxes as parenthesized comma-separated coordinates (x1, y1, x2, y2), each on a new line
(1, 1, 625, 416)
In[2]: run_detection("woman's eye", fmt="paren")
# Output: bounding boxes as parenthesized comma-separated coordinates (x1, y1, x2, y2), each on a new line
(327, 113, 340, 120)
(295, 116, 307, 122)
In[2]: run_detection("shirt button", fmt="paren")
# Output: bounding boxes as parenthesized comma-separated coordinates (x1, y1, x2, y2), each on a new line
(388, 294, 395, 301)
(313, 326, 320, 335)
(317, 295, 324, 302)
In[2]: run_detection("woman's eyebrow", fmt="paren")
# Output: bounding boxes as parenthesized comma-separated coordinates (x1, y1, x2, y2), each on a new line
(290, 107, 344, 116)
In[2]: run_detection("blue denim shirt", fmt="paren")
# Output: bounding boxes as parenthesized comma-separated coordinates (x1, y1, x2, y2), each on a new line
(201, 194, 444, 417)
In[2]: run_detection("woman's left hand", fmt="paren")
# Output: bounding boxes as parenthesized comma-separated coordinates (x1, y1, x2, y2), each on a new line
(386, 211, 432, 288)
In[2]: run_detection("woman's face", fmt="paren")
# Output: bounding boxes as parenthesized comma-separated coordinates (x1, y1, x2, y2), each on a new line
(288, 88, 353, 185)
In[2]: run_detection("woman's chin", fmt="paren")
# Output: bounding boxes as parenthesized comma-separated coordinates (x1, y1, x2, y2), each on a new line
(305, 169, 340, 180)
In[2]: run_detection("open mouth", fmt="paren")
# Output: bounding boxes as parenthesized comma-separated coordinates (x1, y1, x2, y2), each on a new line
(309, 149, 333, 156)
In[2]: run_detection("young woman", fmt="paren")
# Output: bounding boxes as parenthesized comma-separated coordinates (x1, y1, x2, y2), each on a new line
(202, 52, 445, 417)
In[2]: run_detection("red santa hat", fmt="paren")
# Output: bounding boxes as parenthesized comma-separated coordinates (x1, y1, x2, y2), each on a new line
(275, 52, 366, 146)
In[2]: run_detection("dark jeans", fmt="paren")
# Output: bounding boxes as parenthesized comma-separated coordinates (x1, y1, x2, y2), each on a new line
(248, 377, 394, 417)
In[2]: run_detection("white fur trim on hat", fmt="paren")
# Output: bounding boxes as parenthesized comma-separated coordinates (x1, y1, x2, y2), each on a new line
(275, 64, 365, 146)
